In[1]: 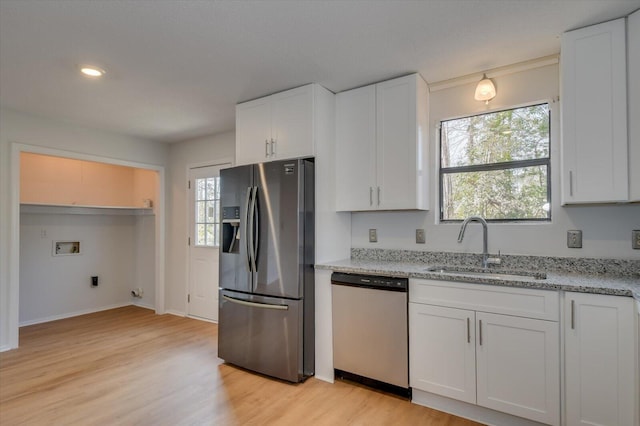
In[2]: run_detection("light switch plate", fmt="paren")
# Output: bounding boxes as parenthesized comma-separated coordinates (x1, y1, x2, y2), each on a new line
(416, 229, 425, 244)
(369, 229, 378, 243)
(567, 230, 582, 248)
(632, 230, 640, 250)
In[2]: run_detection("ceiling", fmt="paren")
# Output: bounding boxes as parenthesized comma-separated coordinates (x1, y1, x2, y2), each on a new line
(1, 0, 638, 143)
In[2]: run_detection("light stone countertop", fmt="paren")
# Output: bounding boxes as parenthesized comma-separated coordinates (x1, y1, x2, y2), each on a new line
(316, 258, 640, 301)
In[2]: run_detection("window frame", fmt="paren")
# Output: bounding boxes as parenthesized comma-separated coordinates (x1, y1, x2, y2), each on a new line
(438, 102, 552, 223)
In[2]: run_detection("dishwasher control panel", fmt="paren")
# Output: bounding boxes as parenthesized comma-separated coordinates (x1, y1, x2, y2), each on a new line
(331, 272, 408, 292)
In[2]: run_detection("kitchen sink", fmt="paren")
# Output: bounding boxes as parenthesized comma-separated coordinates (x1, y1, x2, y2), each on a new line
(424, 266, 546, 280)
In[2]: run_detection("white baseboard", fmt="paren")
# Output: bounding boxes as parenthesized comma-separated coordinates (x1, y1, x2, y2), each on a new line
(19, 302, 132, 327)
(314, 374, 335, 384)
(187, 314, 218, 324)
(165, 309, 186, 317)
(411, 389, 548, 426)
(0, 344, 15, 353)
(131, 301, 155, 311)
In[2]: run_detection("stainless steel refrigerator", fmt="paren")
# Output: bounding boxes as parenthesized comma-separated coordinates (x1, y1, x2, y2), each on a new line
(218, 158, 314, 383)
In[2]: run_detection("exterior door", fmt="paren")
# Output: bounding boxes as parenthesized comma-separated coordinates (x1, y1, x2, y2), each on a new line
(188, 164, 229, 321)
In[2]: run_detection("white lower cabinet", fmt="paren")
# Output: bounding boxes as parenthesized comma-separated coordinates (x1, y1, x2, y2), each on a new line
(410, 279, 560, 425)
(476, 312, 559, 425)
(409, 304, 477, 404)
(564, 292, 637, 426)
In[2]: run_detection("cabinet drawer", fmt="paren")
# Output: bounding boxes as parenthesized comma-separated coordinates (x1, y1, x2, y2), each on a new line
(410, 279, 559, 321)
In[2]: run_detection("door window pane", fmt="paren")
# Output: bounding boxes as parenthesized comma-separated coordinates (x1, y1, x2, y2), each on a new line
(194, 176, 221, 247)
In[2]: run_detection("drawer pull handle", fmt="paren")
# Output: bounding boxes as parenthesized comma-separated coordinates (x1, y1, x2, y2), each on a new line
(478, 319, 483, 346)
(467, 317, 471, 343)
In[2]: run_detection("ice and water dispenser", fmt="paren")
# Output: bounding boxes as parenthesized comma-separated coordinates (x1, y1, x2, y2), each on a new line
(222, 206, 240, 253)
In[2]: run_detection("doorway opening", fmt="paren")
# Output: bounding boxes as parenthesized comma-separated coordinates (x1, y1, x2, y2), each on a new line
(8, 144, 165, 349)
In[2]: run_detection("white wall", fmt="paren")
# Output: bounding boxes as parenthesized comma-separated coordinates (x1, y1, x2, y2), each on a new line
(0, 108, 168, 351)
(133, 214, 156, 309)
(166, 131, 235, 315)
(19, 213, 138, 324)
(351, 64, 640, 259)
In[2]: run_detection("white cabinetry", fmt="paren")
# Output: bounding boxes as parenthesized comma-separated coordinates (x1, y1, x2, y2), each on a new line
(409, 279, 560, 425)
(235, 84, 328, 166)
(564, 292, 637, 426)
(410, 304, 477, 404)
(335, 84, 376, 210)
(335, 74, 428, 211)
(628, 10, 640, 202)
(561, 18, 628, 204)
(475, 312, 559, 425)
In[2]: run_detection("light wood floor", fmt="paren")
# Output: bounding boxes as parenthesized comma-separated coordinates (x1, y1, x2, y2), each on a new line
(0, 306, 483, 425)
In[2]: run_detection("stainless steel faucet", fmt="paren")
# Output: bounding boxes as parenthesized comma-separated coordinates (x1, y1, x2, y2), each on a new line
(457, 215, 489, 268)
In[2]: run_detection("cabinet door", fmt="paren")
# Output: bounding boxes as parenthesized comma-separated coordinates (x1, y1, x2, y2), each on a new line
(272, 85, 314, 161)
(236, 97, 272, 166)
(629, 10, 640, 202)
(476, 312, 559, 426)
(335, 84, 377, 211)
(409, 303, 476, 404)
(565, 293, 636, 426)
(376, 74, 427, 210)
(561, 18, 628, 203)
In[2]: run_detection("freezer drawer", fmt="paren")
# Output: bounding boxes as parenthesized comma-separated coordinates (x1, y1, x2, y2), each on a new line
(218, 290, 306, 382)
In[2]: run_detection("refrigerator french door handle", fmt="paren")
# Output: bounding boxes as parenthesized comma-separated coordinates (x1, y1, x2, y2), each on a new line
(222, 294, 289, 310)
(252, 186, 260, 270)
(249, 186, 258, 273)
(245, 187, 254, 272)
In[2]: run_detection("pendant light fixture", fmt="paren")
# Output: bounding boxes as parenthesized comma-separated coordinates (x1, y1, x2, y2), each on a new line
(474, 74, 496, 104)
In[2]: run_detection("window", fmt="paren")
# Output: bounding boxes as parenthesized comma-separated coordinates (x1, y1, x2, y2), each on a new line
(195, 176, 220, 246)
(440, 103, 550, 221)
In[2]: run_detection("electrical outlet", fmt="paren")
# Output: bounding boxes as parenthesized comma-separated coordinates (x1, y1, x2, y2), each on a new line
(416, 229, 425, 244)
(369, 229, 378, 243)
(632, 230, 640, 250)
(567, 230, 582, 248)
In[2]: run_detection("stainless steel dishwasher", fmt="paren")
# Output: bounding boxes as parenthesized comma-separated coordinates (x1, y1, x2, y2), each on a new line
(331, 272, 409, 396)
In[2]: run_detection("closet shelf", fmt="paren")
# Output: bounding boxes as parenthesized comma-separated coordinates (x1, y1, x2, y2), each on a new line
(20, 203, 154, 216)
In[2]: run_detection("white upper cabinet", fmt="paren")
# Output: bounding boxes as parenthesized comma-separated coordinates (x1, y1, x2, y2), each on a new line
(628, 9, 640, 202)
(335, 84, 377, 210)
(236, 96, 273, 165)
(335, 73, 429, 211)
(235, 84, 324, 166)
(561, 18, 628, 204)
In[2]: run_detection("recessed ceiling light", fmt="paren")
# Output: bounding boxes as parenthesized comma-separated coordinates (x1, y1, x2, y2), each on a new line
(79, 65, 106, 78)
